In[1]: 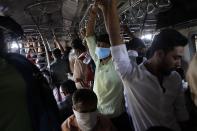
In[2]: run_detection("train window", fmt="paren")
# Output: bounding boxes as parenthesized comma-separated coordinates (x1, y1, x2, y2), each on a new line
(188, 33, 197, 58)
(190, 34, 197, 54)
(194, 35, 197, 52)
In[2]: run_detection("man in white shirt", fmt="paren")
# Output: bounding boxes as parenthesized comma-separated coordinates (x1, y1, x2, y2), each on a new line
(96, 0, 189, 131)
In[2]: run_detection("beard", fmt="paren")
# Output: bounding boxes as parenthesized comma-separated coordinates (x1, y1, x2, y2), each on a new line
(161, 67, 176, 76)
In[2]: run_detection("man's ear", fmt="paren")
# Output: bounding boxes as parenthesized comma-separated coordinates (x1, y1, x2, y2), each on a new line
(155, 50, 165, 59)
(154, 50, 165, 62)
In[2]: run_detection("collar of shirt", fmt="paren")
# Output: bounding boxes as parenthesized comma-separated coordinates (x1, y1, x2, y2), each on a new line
(128, 50, 138, 57)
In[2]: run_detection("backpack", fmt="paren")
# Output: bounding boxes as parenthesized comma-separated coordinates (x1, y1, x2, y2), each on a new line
(3, 53, 61, 131)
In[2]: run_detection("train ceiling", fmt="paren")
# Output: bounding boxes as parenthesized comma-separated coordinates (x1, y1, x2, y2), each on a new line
(0, 0, 197, 40)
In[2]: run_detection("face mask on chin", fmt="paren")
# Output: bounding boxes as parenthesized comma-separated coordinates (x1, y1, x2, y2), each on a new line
(73, 109, 97, 131)
(95, 47, 110, 59)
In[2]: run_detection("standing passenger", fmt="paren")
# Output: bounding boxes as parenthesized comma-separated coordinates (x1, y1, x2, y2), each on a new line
(85, 3, 132, 131)
(71, 39, 94, 89)
(126, 37, 146, 64)
(51, 48, 69, 103)
(97, 0, 189, 131)
(0, 16, 60, 131)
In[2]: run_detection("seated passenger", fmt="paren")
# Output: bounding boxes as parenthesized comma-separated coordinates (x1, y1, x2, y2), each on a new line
(61, 89, 116, 131)
(96, 0, 189, 131)
(58, 80, 77, 122)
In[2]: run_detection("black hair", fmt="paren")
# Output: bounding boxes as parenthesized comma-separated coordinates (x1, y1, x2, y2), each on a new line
(52, 48, 61, 58)
(126, 37, 145, 50)
(61, 80, 77, 94)
(72, 89, 97, 106)
(71, 39, 86, 52)
(149, 29, 188, 57)
(97, 34, 110, 46)
(63, 46, 72, 58)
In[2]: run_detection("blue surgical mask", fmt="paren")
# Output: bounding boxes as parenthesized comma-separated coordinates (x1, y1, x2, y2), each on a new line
(95, 47, 110, 59)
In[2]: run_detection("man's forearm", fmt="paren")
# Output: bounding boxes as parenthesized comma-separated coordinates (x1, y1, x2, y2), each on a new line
(100, 0, 122, 46)
(86, 5, 97, 37)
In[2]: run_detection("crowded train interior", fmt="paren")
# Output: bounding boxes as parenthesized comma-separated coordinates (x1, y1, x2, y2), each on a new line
(1, 0, 197, 131)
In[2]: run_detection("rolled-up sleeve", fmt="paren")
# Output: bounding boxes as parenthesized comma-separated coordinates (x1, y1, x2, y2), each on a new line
(85, 36, 98, 63)
(110, 44, 134, 79)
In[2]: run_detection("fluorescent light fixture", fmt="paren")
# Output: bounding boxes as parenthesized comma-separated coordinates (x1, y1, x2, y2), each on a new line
(141, 34, 152, 40)
(11, 41, 19, 49)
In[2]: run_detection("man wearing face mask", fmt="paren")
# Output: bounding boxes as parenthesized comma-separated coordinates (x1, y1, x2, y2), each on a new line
(61, 89, 116, 131)
(71, 38, 94, 89)
(126, 37, 147, 65)
(84, 3, 132, 131)
(97, 0, 189, 131)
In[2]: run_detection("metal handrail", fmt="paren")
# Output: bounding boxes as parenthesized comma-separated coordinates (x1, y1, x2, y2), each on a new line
(79, 4, 92, 28)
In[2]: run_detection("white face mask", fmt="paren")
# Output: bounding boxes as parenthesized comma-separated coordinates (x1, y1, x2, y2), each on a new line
(73, 109, 97, 131)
